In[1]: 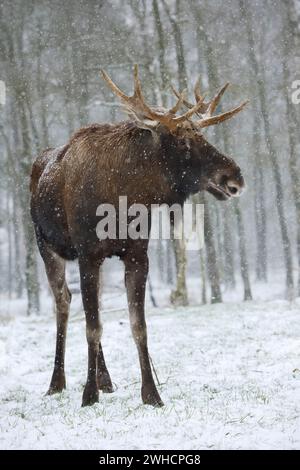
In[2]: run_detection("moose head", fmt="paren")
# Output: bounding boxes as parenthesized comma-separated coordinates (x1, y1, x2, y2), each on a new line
(101, 65, 247, 202)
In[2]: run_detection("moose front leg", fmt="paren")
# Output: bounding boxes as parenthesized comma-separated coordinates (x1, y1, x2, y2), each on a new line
(97, 343, 114, 393)
(79, 257, 103, 407)
(124, 254, 163, 407)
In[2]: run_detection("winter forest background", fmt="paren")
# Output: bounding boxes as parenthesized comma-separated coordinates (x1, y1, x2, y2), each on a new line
(1, 0, 300, 451)
(0, 0, 300, 313)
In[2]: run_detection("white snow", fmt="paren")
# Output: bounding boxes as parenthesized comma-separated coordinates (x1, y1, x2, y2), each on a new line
(1, 294, 300, 450)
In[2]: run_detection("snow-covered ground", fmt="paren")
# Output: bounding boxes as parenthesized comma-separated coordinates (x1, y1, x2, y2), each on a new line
(1, 292, 300, 449)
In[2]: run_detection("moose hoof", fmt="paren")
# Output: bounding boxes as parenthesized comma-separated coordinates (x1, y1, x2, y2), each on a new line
(46, 385, 65, 396)
(142, 387, 164, 407)
(97, 374, 114, 393)
(99, 383, 115, 393)
(82, 384, 99, 407)
(46, 373, 66, 395)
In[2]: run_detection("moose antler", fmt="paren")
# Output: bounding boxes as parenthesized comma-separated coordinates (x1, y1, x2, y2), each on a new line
(171, 79, 249, 128)
(171, 82, 209, 116)
(101, 65, 248, 131)
(100, 65, 206, 131)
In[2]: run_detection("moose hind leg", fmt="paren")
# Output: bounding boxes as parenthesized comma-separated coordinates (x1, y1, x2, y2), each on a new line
(124, 254, 163, 407)
(38, 239, 71, 394)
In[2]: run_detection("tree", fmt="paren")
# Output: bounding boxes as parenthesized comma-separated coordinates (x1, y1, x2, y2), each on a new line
(239, 0, 294, 299)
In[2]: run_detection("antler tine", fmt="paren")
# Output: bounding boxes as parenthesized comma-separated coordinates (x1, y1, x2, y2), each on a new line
(169, 88, 187, 114)
(206, 82, 230, 117)
(100, 69, 130, 103)
(101, 65, 161, 123)
(171, 85, 194, 110)
(101, 64, 144, 102)
(133, 64, 143, 100)
(173, 95, 209, 123)
(171, 84, 209, 117)
(194, 78, 203, 103)
(130, 65, 166, 121)
(196, 100, 249, 128)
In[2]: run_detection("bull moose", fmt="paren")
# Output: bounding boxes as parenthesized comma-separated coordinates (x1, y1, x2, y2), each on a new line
(30, 65, 247, 407)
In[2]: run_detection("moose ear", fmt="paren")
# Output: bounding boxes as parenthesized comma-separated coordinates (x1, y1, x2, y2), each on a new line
(135, 118, 159, 131)
(134, 120, 161, 144)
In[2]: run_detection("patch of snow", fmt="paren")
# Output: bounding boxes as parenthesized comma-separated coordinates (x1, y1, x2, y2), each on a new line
(0, 298, 300, 449)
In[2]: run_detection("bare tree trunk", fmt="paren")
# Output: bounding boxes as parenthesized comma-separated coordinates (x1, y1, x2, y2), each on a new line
(221, 119, 252, 299)
(166, 241, 174, 285)
(0, 3, 41, 314)
(12, 190, 23, 297)
(221, 124, 253, 296)
(253, 120, 267, 281)
(161, 0, 187, 89)
(167, 0, 189, 305)
(7, 194, 12, 299)
(188, 0, 235, 302)
(203, 194, 222, 303)
(152, 0, 173, 288)
(193, 193, 207, 304)
(170, 237, 188, 306)
(282, 2, 300, 295)
(36, 28, 49, 149)
(152, 0, 168, 101)
(234, 202, 252, 300)
(200, 249, 207, 305)
(18, 98, 40, 315)
(214, 199, 224, 281)
(200, 17, 251, 299)
(153, 0, 189, 305)
(222, 204, 236, 289)
(239, 0, 294, 298)
(2, 114, 24, 299)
